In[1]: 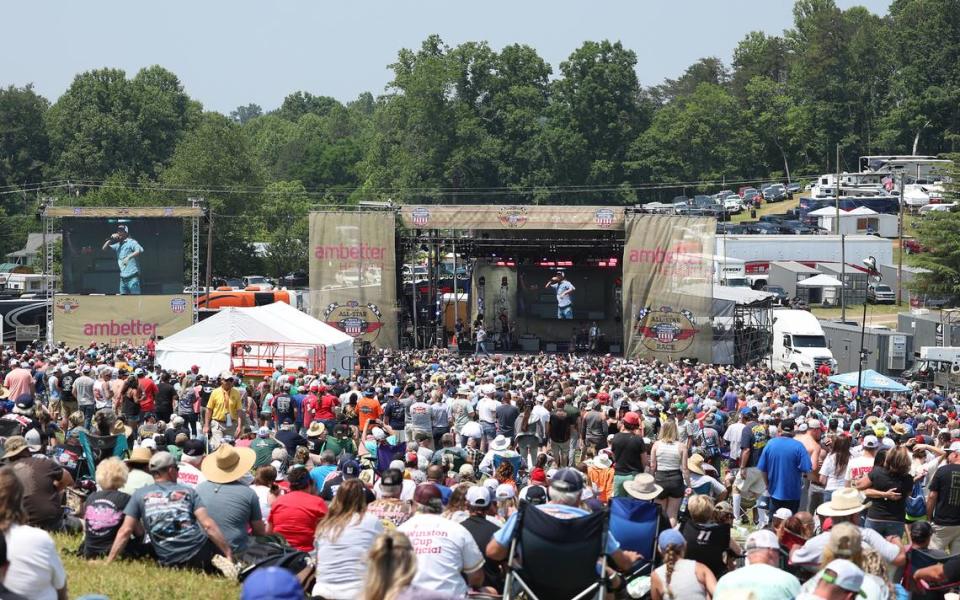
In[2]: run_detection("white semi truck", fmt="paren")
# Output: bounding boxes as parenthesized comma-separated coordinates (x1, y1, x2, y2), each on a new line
(770, 309, 837, 374)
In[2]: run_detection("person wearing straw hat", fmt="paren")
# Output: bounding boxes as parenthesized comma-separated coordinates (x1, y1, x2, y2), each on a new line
(107, 452, 234, 572)
(197, 444, 264, 553)
(4, 435, 76, 532)
(688, 453, 728, 501)
(120, 447, 155, 495)
(789, 488, 905, 568)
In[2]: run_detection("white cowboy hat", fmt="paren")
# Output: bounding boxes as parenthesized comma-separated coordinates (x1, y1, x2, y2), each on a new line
(816, 488, 871, 517)
(623, 473, 663, 501)
(490, 435, 510, 451)
(593, 453, 613, 469)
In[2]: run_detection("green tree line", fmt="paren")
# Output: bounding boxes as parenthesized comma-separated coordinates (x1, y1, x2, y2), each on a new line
(2, 0, 960, 277)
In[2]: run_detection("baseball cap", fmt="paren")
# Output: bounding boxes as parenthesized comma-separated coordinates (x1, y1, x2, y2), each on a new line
(380, 468, 403, 488)
(183, 439, 206, 457)
(949, 441, 960, 453)
(820, 559, 866, 597)
(780, 418, 796, 433)
(773, 507, 793, 520)
(744, 529, 780, 552)
(240, 566, 304, 600)
(550, 468, 584, 493)
(371, 427, 386, 441)
(658, 528, 685, 550)
(24, 429, 42, 452)
(220, 370, 234, 381)
(520, 485, 548, 505)
(148, 451, 176, 472)
(496, 483, 516, 500)
(622, 412, 640, 427)
(414, 483, 443, 507)
(466, 485, 492, 508)
(257, 427, 270, 438)
(341, 460, 361, 479)
(862, 435, 879, 449)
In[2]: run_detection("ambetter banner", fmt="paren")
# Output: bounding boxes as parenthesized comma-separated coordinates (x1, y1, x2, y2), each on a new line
(53, 295, 193, 347)
(308, 212, 397, 348)
(622, 214, 715, 363)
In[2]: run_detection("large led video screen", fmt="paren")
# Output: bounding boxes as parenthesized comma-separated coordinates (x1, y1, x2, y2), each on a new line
(62, 218, 185, 295)
(517, 266, 614, 320)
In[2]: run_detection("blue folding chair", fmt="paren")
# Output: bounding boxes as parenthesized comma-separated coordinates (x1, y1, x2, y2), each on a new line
(609, 496, 661, 579)
(493, 453, 523, 477)
(77, 431, 129, 480)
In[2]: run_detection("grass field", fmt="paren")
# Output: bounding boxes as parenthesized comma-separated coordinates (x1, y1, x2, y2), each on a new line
(729, 195, 800, 223)
(54, 534, 239, 600)
(810, 302, 904, 323)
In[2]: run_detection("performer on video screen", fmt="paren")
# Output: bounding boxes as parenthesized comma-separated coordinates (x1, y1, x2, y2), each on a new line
(102, 224, 143, 295)
(545, 270, 575, 319)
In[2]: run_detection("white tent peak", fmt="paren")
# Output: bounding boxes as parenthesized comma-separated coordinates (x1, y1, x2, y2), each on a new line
(797, 274, 844, 288)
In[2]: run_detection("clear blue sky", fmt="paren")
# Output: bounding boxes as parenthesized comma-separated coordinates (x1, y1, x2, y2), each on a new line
(2, 0, 891, 114)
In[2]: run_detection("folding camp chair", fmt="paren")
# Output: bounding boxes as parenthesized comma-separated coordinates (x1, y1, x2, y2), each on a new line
(493, 453, 523, 477)
(503, 504, 609, 600)
(77, 432, 128, 481)
(608, 497, 660, 580)
(902, 547, 960, 600)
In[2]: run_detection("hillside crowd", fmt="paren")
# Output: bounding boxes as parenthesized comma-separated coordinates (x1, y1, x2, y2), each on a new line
(2, 341, 960, 599)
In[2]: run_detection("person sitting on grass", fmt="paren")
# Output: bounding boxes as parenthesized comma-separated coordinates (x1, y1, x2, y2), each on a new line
(106, 451, 234, 574)
(80, 457, 145, 559)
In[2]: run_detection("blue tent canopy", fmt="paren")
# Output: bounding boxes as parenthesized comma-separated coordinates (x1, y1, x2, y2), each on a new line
(827, 369, 910, 392)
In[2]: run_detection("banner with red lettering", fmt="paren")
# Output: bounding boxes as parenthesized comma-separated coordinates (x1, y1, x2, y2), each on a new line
(622, 214, 715, 362)
(53, 294, 193, 347)
(308, 212, 397, 348)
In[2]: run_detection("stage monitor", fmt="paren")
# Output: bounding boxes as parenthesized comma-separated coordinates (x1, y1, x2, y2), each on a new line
(61, 218, 185, 295)
(517, 266, 613, 320)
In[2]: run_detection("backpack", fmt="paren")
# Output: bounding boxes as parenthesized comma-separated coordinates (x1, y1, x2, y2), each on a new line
(700, 427, 721, 458)
(178, 387, 197, 416)
(905, 480, 927, 520)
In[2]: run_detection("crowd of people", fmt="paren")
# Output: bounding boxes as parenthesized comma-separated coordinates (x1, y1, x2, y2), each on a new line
(3, 340, 960, 599)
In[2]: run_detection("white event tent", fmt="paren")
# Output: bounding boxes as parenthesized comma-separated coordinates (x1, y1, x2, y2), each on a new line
(155, 302, 356, 376)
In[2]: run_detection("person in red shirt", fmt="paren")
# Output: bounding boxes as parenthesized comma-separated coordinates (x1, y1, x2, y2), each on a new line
(301, 384, 320, 431)
(817, 361, 832, 378)
(356, 390, 382, 433)
(316, 386, 340, 432)
(137, 369, 158, 417)
(267, 465, 327, 552)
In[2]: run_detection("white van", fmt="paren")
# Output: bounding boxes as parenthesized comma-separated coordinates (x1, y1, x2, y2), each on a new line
(770, 309, 836, 373)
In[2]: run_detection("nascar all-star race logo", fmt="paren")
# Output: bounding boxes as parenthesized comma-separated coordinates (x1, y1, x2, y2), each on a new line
(410, 207, 431, 227)
(635, 306, 698, 353)
(497, 206, 529, 228)
(594, 208, 615, 228)
(169, 297, 188, 314)
(323, 301, 384, 342)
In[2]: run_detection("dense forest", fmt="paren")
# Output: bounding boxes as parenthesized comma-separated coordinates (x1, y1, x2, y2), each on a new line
(2, 0, 960, 277)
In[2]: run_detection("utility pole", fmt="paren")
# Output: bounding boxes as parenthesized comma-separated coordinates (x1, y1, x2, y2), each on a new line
(897, 170, 905, 305)
(836, 144, 846, 323)
(205, 208, 214, 297)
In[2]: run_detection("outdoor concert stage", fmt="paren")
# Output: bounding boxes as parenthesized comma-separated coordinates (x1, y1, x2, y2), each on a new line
(394, 206, 773, 365)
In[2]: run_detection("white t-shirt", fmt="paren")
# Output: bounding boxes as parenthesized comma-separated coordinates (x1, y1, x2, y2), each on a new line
(398, 512, 484, 598)
(724, 422, 746, 457)
(4, 524, 66, 600)
(691, 472, 726, 496)
(374, 478, 416, 502)
(176, 461, 207, 489)
(818, 453, 847, 490)
(477, 398, 498, 424)
(531, 404, 551, 429)
(844, 454, 875, 483)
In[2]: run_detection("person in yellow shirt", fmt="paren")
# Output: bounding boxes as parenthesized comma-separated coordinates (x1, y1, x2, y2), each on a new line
(204, 371, 243, 447)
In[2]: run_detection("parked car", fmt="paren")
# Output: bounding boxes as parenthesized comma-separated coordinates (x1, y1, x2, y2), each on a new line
(742, 188, 762, 206)
(762, 285, 789, 305)
(866, 283, 896, 304)
(786, 182, 802, 194)
(721, 194, 743, 214)
(762, 184, 788, 202)
(919, 203, 956, 215)
(279, 271, 308, 287)
(213, 277, 243, 290)
(242, 275, 274, 290)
